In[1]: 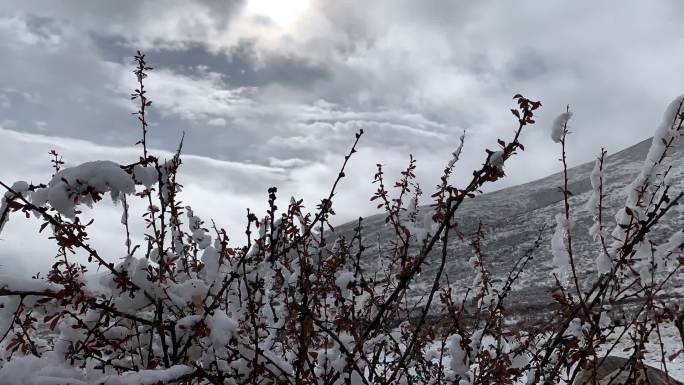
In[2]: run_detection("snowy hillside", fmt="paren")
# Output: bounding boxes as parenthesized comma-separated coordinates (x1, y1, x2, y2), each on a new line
(329, 136, 684, 323)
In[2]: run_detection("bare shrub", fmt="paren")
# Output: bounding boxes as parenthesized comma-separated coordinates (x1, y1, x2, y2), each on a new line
(0, 52, 682, 385)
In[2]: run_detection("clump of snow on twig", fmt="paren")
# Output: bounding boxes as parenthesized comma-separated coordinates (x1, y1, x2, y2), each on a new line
(34, 160, 135, 218)
(551, 213, 571, 283)
(550, 111, 572, 143)
(487, 150, 504, 169)
(0, 181, 30, 234)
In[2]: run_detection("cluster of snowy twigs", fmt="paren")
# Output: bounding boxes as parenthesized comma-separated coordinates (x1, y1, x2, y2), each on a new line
(0, 52, 682, 385)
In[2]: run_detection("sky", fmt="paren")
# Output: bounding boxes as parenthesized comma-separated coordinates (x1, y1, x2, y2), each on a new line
(1, 0, 683, 274)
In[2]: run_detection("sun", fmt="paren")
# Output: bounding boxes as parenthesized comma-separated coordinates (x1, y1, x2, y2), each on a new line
(246, 0, 311, 31)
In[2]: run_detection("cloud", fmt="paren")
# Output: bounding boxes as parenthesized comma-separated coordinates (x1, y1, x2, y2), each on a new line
(121, 66, 259, 122)
(0, 125, 457, 275)
(267, 157, 309, 168)
(3, 1, 682, 180)
(0, 127, 387, 274)
(6, 1, 247, 50)
(207, 117, 227, 126)
(0, 94, 10, 109)
(0, 127, 279, 271)
(1, 0, 684, 277)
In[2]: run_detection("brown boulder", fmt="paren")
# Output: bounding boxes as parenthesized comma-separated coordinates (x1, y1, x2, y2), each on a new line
(574, 356, 683, 385)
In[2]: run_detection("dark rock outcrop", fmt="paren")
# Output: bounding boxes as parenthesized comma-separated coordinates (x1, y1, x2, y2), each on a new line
(574, 356, 683, 385)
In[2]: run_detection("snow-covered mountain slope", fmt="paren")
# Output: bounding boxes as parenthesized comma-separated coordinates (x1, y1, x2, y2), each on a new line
(329, 136, 684, 322)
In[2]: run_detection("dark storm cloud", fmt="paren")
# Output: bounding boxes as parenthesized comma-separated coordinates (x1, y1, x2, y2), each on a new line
(0, 14, 136, 145)
(4, 0, 247, 49)
(93, 36, 329, 89)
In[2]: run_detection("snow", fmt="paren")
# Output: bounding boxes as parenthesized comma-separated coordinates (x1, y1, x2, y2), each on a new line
(551, 213, 571, 283)
(596, 252, 612, 276)
(613, 95, 684, 245)
(207, 310, 238, 352)
(168, 278, 209, 308)
(655, 230, 684, 271)
(201, 245, 220, 285)
(0, 296, 19, 341)
(0, 272, 53, 293)
(0, 353, 87, 385)
(100, 365, 194, 385)
(585, 155, 615, 276)
(448, 130, 466, 169)
(448, 334, 469, 381)
(335, 271, 356, 296)
(175, 314, 203, 336)
(596, 323, 684, 382)
(550, 111, 572, 143)
(0, 180, 30, 234)
(132, 164, 157, 188)
(102, 326, 130, 341)
(645, 95, 684, 170)
(187, 206, 211, 249)
(290, 196, 306, 227)
(487, 150, 505, 169)
(586, 157, 604, 241)
(33, 160, 135, 218)
(120, 194, 129, 226)
(564, 318, 587, 341)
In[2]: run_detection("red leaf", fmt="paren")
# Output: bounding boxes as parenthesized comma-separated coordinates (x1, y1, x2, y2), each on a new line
(49, 315, 61, 331)
(6, 200, 23, 211)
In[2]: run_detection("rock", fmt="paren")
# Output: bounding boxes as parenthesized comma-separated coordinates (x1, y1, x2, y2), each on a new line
(574, 356, 683, 385)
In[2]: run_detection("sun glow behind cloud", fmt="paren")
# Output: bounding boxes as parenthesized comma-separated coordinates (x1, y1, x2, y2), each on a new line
(246, 0, 311, 31)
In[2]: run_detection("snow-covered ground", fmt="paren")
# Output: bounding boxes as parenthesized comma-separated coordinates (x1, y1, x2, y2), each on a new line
(330, 134, 684, 322)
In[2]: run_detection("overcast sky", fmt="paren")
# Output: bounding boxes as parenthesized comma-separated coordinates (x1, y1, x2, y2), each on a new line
(1, 0, 683, 274)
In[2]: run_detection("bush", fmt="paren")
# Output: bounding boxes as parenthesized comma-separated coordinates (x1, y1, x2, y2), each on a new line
(0, 52, 682, 385)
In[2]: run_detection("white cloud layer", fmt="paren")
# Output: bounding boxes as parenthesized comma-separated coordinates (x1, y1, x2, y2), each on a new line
(0, 0, 683, 277)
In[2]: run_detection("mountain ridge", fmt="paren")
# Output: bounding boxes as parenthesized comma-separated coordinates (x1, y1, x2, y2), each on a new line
(328, 135, 684, 323)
